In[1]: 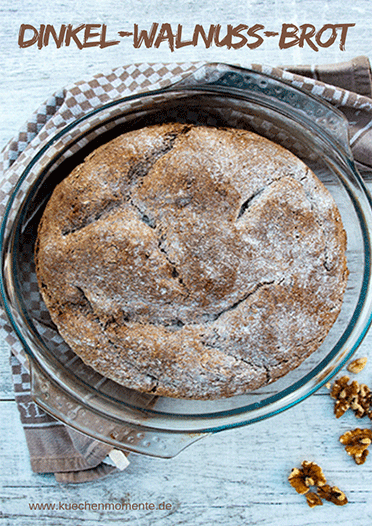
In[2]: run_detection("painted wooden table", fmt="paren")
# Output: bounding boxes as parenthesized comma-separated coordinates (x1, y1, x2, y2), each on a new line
(1, 1, 372, 524)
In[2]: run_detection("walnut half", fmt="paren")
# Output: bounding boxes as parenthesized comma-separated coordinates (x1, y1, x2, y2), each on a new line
(340, 428, 372, 465)
(347, 357, 368, 374)
(288, 461, 326, 495)
(329, 376, 371, 419)
(317, 485, 348, 506)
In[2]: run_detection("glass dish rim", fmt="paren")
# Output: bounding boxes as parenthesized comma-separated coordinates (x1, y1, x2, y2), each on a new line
(1, 66, 372, 434)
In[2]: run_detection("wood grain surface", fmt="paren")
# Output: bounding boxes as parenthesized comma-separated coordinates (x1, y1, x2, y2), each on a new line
(1, 1, 372, 525)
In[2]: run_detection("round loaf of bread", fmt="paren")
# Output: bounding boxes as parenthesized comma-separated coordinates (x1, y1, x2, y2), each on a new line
(35, 123, 348, 399)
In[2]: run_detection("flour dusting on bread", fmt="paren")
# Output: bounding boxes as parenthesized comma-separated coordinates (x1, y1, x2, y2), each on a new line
(35, 124, 348, 399)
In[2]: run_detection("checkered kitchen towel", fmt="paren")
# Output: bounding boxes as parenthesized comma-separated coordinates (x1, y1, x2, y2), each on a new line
(1, 56, 371, 483)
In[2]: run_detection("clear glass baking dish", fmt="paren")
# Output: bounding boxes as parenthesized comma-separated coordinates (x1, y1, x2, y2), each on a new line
(1, 64, 372, 457)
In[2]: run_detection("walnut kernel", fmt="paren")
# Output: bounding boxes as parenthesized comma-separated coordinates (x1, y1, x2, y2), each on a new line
(288, 468, 309, 495)
(347, 357, 368, 374)
(289, 461, 348, 508)
(301, 461, 327, 487)
(340, 428, 372, 465)
(329, 376, 371, 418)
(306, 492, 323, 508)
(288, 461, 326, 495)
(352, 383, 371, 418)
(317, 485, 348, 506)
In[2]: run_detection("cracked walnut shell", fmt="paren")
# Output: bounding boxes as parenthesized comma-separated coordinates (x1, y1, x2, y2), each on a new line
(340, 428, 372, 465)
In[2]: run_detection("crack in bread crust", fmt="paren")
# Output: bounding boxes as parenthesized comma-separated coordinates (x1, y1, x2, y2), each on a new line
(35, 123, 348, 399)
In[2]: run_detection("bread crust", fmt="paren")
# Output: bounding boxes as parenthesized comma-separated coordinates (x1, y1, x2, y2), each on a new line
(35, 123, 348, 399)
